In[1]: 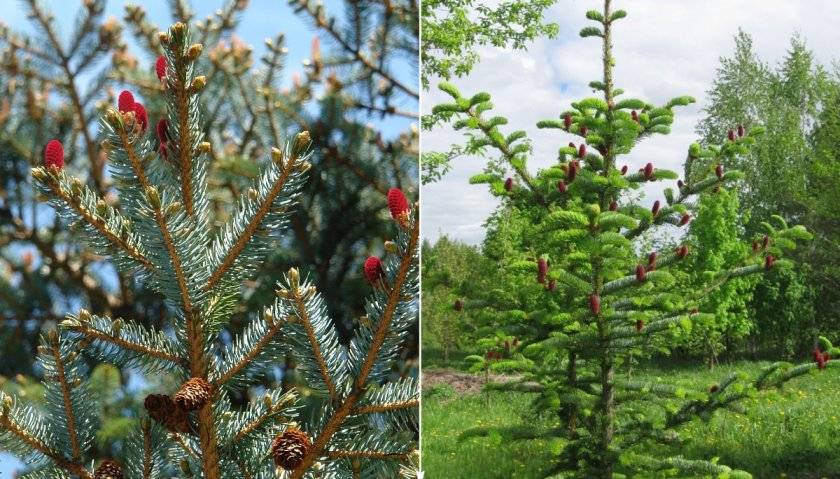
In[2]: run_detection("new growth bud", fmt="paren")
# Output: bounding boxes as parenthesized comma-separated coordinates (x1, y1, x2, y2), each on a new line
(186, 43, 204, 61)
(293, 131, 311, 157)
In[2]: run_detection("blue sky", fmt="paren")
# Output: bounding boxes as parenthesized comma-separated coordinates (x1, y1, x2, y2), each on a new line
(0, 0, 417, 474)
(422, 0, 840, 245)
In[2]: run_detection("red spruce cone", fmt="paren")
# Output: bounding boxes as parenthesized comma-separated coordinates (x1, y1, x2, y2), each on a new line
(676, 245, 689, 259)
(651, 200, 660, 216)
(504, 178, 513, 191)
(363, 256, 383, 284)
(131, 102, 148, 131)
(537, 258, 548, 284)
(709, 384, 720, 393)
(272, 429, 312, 470)
(635, 319, 644, 332)
(715, 164, 724, 179)
(635, 264, 646, 282)
(94, 460, 123, 479)
(44, 140, 64, 170)
(564, 113, 572, 130)
(557, 180, 567, 193)
(578, 144, 587, 158)
(156, 119, 169, 142)
(677, 179, 684, 189)
(737, 124, 745, 137)
(548, 279, 556, 291)
(589, 294, 601, 315)
(454, 299, 464, 311)
(155, 55, 167, 81)
(567, 162, 578, 182)
(387, 188, 410, 226)
(679, 213, 690, 226)
(631, 110, 639, 122)
(609, 201, 618, 211)
(580, 126, 588, 137)
(728, 129, 736, 142)
(568, 142, 575, 149)
(118, 90, 135, 112)
(174, 377, 212, 411)
(144, 394, 189, 433)
(620, 165, 628, 175)
(752, 241, 759, 252)
(644, 162, 654, 179)
(765, 255, 775, 270)
(763, 235, 770, 249)
(647, 252, 658, 271)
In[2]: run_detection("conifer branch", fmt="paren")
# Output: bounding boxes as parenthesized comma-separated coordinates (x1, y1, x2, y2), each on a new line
(35, 172, 154, 270)
(291, 290, 339, 401)
(65, 320, 186, 368)
(142, 421, 153, 478)
(214, 319, 283, 388)
(47, 332, 81, 463)
(289, 217, 419, 478)
(353, 398, 419, 415)
(204, 145, 303, 291)
(327, 450, 413, 460)
(0, 412, 92, 479)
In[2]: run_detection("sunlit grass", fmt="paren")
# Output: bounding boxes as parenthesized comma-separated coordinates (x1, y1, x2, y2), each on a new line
(422, 360, 840, 478)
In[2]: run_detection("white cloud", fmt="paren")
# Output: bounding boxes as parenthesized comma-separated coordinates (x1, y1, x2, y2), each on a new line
(422, 0, 840, 245)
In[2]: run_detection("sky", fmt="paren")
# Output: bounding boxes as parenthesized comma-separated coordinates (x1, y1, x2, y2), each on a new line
(0, 0, 416, 474)
(422, 0, 840, 245)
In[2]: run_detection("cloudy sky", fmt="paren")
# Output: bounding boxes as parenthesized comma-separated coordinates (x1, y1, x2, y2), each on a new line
(422, 1, 840, 245)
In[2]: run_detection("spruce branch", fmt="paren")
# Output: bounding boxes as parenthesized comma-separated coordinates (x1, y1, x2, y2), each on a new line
(289, 213, 419, 478)
(31, 167, 154, 271)
(0, 398, 93, 479)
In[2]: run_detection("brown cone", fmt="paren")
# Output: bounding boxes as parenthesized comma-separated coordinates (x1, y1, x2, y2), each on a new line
(144, 394, 189, 433)
(174, 377, 213, 411)
(272, 428, 312, 470)
(94, 460, 123, 479)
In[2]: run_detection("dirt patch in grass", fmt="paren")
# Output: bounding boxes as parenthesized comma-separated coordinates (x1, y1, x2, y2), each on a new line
(423, 369, 521, 394)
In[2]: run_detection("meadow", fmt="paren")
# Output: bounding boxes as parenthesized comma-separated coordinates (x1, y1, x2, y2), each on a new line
(422, 351, 840, 478)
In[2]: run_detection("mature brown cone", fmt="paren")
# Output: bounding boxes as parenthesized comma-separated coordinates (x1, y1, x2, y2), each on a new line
(272, 428, 312, 470)
(144, 394, 189, 433)
(94, 460, 123, 479)
(174, 377, 213, 411)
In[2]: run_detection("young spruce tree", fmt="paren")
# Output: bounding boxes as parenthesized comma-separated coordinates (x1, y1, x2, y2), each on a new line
(1, 22, 418, 479)
(433, 1, 829, 477)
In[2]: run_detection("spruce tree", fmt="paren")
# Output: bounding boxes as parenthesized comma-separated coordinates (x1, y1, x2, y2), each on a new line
(431, 1, 827, 476)
(1, 22, 418, 479)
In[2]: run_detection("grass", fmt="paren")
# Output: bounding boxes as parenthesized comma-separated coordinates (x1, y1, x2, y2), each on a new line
(422, 359, 840, 478)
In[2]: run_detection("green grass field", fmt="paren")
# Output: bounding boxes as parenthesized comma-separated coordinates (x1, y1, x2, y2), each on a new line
(422, 356, 840, 478)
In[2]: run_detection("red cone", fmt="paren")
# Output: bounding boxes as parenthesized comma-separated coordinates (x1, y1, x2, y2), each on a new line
(564, 113, 572, 130)
(44, 140, 64, 170)
(578, 144, 587, 158)
(715, 164, 724, 179)
(156, 119, 169, 142)
(647, 252, 657, 271)
(589, 294, 601, 315)
(728, 129, 736, 142)
(504, 178, 513, 191)
(651, 200, 660, 216)
(580, 126, 588, 137)
(363, 256, 383, 284)
(620, 165, 628, 175)
(765, 255, 775, 270)
(131, 102, 148, 131)
(118, 90, 135, 112)
(609, 201, 618, 211)
(537, 258, 547, 284)
(387, 188, 410, 220)
(557, 180, 567, 193)
(155, 55, 167, 81)
(737, 124, 745, 137)
(631, 110, 639, 122)
(644, 162, 654, 179)
(635, 264, 646, 282)
(676, 245, 689, 259)
(635, 319, 644, 332)
(679, 213, 690, 226)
